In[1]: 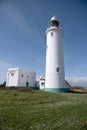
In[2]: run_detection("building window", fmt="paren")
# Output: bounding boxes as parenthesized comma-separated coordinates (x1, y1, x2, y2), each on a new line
(56, 67, 59, 72)
(27, 75, 29, 78)
(32, 76, 33, 79)
(11, 73, 14, 76)
(51, 32, 53, 36)
(41, 82, 45, 86)
(21, 74, 23, 77)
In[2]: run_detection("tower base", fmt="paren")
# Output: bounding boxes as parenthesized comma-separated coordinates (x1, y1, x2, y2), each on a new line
(45, 88, 70, 92)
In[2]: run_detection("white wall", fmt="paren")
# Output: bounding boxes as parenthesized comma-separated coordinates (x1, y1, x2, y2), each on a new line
(18, 69, 36, 87)
(6, 68, 36, 87)
(45, 26, 65, 89)
(39, 76, 45, 90)
(6, 68, 19, 87)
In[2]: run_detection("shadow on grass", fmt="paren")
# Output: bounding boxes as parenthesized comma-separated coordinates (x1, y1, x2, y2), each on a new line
(0, 86, 87, 94)
(0, 86, 34, 93)
(68, 89, 87, 94)
(80, 124, 87, 130)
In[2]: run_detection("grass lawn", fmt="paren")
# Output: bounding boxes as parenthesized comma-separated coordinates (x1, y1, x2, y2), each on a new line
(0, 88, 87, 130)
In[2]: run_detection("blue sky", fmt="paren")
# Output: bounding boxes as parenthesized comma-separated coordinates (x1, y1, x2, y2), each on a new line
(0, 0, 87, 86)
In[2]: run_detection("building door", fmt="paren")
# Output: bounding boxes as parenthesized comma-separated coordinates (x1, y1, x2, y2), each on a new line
(26, 82, 29, 87)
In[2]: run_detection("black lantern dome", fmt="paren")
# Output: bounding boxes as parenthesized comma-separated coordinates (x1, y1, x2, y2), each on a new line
(49, 16, 59, 28)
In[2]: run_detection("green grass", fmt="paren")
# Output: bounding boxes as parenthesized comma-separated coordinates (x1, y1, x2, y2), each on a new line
(0, 88, 87, 130)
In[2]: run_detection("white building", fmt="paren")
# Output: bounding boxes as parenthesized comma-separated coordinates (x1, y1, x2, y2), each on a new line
(45, 16, 70, 92)
(39, 76, 70, 91)
(6, 68, 36, 87)
(39, 76, 45, 90)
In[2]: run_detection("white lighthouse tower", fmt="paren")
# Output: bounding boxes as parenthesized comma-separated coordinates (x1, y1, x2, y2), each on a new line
(45, 16, 69, 92)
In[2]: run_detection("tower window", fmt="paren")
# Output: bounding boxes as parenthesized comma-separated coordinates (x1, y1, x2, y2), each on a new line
(56, 67, 59, 72)
(11, 73, 14, 76)
(41, 82, 45, 86)
(27, 75, 29, 78)
(51, 32, 53, 36)
(21, 74, 23, 77)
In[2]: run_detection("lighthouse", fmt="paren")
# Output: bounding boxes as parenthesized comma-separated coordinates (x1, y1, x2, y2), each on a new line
(45, 16, 69, 92)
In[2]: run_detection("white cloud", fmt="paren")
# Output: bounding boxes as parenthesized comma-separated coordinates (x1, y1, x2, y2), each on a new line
(0, 60, 16, 83)
(0, 0, 43, 44)
(0, 60, 14, 69)
(66, 76, 87, 87)
(0, 0, 33, 37)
